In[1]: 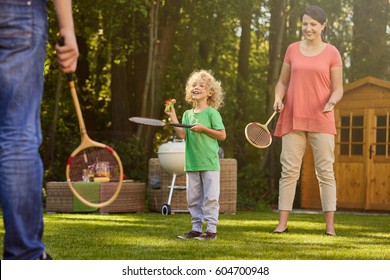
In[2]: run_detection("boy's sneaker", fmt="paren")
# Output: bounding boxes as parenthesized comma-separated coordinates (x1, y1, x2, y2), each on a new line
(194, 231, 217, 240)
(177, 230, 202, 240)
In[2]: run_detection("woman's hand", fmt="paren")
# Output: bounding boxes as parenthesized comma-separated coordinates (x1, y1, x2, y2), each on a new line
(323, 101, 336, 113)
(273, 97, 284, 112)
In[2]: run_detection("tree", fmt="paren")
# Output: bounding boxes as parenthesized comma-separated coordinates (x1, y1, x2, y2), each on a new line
(144, 0, 183, 153)
(232, 0, 254, 170)
(265, 0, 288, 196)
(351, 0, 390, 80)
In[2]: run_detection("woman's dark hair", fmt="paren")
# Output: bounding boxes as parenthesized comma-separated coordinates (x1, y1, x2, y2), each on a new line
(301, 5, 327, 42)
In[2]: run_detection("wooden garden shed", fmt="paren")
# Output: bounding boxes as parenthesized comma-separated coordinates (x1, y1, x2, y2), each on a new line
(301, 76, 390, 211)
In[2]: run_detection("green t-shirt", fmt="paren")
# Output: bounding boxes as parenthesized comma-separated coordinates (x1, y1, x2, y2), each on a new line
(182, 107, 225, 171)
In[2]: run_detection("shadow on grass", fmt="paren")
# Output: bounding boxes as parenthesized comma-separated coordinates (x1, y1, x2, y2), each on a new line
(19, 211, 387, 260)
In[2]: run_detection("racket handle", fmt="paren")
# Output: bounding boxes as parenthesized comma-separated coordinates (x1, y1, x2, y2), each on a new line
(170, 123, 194, 128)
(56, 37, 74, 82)
(66, 73, 73, 82)
(265, 110, 278, 126)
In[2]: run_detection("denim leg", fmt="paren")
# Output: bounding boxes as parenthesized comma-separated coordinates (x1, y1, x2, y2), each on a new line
(0, 157, 45, 259)
(0, 0, 48, 259)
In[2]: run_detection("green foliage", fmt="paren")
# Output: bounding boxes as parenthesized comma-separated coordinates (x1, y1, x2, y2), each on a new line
(108, 137, 149, 181)
(236, 158, 277, 211)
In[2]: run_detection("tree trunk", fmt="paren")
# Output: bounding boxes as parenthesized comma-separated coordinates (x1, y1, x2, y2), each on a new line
(154, 0, 182, 116)
(136, 0, 160, 140)
(232, 0, 253, 169)
(265, 0, 288, 193)
(111, 61, 130, 138)
(110, 4, 149, 140)
(74, 36, 94, 132)
(43, 72, 62, 170)
(132, 0, 182, 155)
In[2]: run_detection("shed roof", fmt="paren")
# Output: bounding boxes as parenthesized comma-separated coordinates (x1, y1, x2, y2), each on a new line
(344, 76, 390, 93)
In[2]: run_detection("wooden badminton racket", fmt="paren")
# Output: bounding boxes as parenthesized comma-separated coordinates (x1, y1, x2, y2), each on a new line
(245, 111, 279, 148)
(59, 38, 124, 208)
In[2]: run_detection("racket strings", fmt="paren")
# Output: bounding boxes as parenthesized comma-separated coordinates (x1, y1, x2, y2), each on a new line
(246, 123, 272, 147)
(68, 147, 121, 182)
(129, 117, 165, 127)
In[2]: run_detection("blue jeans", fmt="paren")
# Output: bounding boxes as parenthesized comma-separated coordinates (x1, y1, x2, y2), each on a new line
(0, 0, 48, 259)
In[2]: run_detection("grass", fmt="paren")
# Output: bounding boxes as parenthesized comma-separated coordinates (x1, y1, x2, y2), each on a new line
(0, 210, 389, 260)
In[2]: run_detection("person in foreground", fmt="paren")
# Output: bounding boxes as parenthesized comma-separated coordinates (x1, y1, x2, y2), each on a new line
(0, 0, 78, 259)
(165, 69, 226, 240)
(272, 6, 343, 236)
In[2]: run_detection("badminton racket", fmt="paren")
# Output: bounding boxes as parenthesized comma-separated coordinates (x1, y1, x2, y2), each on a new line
(59, 38, 124, 208)
(129, 116, 194, 128)
(245, 111, 279, 148)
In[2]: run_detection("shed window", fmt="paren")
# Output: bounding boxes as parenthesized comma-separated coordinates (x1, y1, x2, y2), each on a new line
(376, 114, 390, 156)
(340, 115, 364, 156)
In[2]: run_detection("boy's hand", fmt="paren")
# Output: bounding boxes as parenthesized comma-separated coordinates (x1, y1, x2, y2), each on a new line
(164, 99, 176, 112)
(191, 123, 205, 133)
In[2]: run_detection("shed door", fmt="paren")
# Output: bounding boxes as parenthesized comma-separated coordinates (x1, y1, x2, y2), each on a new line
(335, 109, 390, 211)
(335, 110, 366, 209)
(366, 110, 390, 210)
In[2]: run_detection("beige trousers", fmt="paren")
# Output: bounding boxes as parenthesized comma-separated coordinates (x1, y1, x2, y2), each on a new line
(278, 131, 337, 212)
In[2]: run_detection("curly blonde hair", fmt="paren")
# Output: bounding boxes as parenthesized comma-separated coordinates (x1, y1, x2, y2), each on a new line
(184, 69, 225, 110)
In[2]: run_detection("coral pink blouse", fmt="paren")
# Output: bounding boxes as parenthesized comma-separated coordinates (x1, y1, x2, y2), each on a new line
(274, 41, 342, 137)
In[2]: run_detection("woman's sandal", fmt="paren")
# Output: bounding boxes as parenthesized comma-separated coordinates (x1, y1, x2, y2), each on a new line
(273, 228, 289, 234)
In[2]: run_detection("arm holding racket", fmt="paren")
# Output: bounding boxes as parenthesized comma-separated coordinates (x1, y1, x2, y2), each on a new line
(53, 0, 79, 74)
(245, 62, 288, 149)
(273, 62, 291, 112)
(164, 102, 187, 139)
(163, 100, 226, 140)
(191, 123, 226, 141)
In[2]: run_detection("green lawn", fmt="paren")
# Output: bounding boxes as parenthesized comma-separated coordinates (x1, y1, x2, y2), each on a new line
(1, 211, 389, 260)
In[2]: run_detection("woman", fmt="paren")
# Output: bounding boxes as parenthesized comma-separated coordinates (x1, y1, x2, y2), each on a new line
(273, 6, 343, 236)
